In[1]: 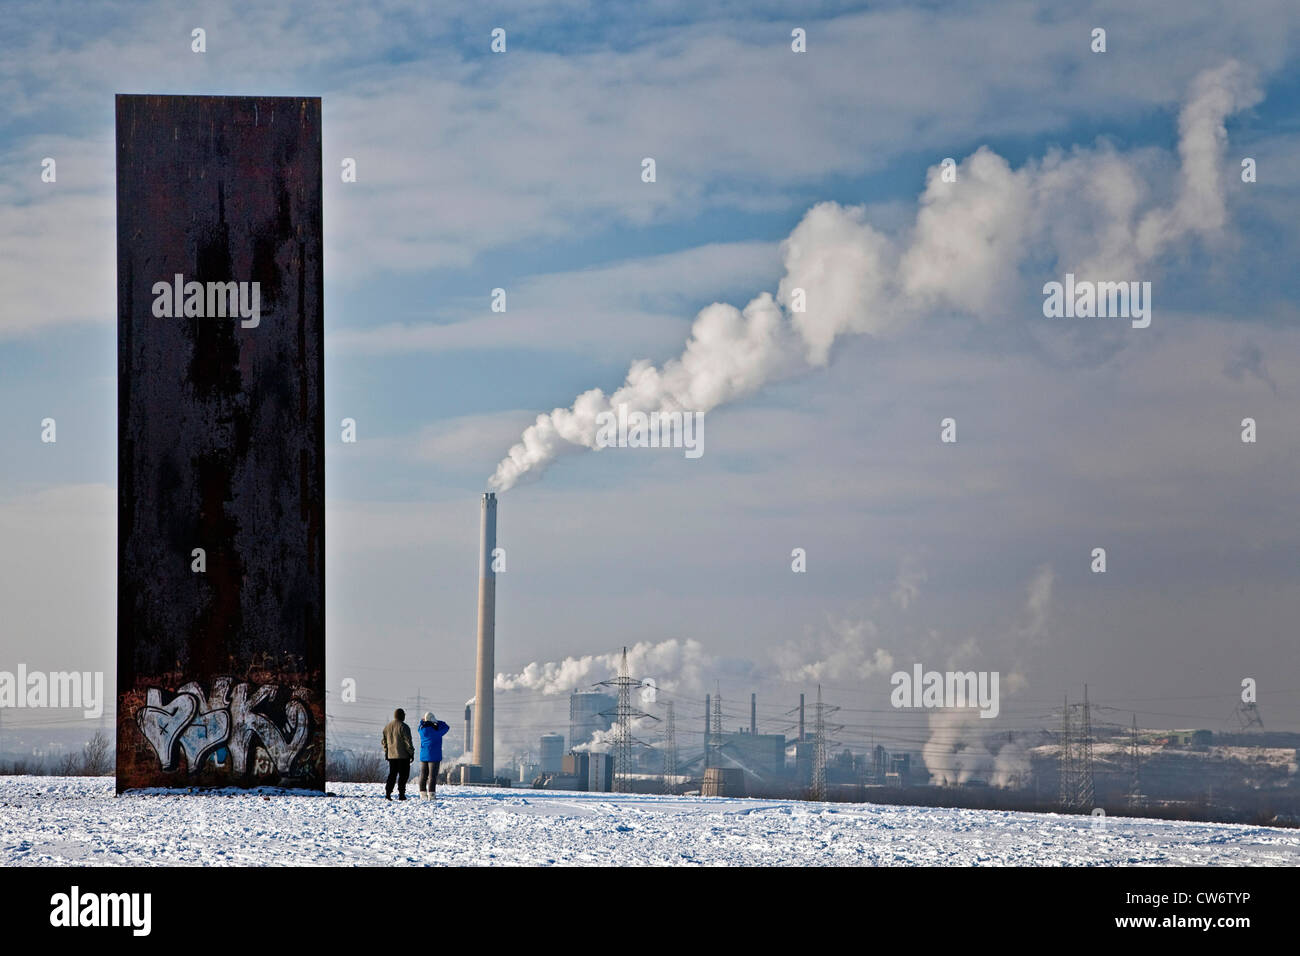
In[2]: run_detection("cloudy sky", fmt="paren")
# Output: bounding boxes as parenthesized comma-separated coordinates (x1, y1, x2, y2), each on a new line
(2, 0, 1298, 760)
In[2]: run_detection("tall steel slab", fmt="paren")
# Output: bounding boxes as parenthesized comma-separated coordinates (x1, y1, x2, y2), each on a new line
(115, 94, 324, 791)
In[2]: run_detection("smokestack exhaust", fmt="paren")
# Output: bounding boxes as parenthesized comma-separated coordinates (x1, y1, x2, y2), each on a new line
(474, 492, 497, 778)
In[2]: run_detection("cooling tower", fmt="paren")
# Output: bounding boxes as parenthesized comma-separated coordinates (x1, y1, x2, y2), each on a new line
(473, 492, 497, 778)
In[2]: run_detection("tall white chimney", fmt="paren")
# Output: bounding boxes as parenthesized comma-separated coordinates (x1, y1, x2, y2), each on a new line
(473, 492, 497, 779)
(464, 703, 473, 758)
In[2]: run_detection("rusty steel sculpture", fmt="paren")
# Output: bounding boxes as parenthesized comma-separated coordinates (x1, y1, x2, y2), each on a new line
(115, 95, 325, 791)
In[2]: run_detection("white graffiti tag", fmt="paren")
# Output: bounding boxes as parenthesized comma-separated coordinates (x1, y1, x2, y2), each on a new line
(176, 678, 232, 769)
(227, 683, 309, 775)
(135, 679, 310, 776)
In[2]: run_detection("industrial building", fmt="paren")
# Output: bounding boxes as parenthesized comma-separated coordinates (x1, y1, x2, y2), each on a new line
(532, 751, 614, 792)
(702, 767, 745, 797)
(569, 690, 616, 751)
(712, 731, 786, 785)
(539, 733, 565, 773)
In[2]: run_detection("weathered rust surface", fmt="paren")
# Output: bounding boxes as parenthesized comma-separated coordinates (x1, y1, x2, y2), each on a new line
(116, 95, 324, 791)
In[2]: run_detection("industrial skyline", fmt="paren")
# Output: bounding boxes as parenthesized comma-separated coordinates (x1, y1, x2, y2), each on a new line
(3, 2, 1299, 777)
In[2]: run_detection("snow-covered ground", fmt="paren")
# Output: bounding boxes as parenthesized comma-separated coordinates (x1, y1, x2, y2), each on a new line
(2, 777, 1297, 866)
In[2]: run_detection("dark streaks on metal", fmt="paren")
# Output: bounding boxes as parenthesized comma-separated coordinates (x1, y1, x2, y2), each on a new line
(116, 95, 324, 792)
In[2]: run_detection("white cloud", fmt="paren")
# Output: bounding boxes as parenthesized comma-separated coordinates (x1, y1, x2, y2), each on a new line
(3, 2, 1294, 337)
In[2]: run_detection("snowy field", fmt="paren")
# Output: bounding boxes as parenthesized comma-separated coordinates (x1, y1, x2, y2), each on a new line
(2, 777, 1297, 866)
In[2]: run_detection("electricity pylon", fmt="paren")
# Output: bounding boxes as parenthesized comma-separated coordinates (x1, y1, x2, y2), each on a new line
(662, 701, 676, 794)
(598, 647, 658, 793)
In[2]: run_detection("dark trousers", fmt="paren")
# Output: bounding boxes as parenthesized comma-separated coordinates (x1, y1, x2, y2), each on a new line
(386, 758, 411, 797)
(420, 760, 441, 795)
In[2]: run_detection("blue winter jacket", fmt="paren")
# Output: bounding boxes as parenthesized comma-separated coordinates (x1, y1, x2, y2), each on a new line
(418, 720, 450, 762)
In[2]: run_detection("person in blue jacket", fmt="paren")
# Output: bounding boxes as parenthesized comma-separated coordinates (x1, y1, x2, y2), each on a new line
(417, 712, 451, 801)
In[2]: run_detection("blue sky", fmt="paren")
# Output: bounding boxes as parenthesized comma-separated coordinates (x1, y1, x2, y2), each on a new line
(3, 1, 1300, 763)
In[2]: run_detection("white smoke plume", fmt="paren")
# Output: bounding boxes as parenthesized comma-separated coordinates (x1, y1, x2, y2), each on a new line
(571, 715, 663, 755)
(776, 617, 894, 684)
(486, 639, 708, 759)
(922, 562, 1055, 786)
(922, 710, 995, 787)
(1005, 564, 1054, 694)
(921, 711, 1030, 788)
(991, 739, 1031, 789)
(1024, 565, 1054, 638)
(487, 62, 1259, 492)
(494, 638, 709, 697)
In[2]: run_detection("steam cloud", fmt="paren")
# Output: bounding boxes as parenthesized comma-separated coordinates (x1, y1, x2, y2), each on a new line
(487, 62, 1258, 492)
(921, 565, 1054, 786)
(492, 639, 708, 756)
(922, 710, 1031, 788)
(776, 617, 894, 684)
(495, 638, 709, 697)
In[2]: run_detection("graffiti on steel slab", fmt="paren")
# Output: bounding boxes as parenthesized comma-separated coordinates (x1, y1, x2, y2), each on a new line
(135, 677, 310, 775)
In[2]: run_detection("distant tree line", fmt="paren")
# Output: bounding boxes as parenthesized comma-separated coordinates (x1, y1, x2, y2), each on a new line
(0, 737, 392, 782)
(0, 730, 113, 776)
(325, 749, 386, 782)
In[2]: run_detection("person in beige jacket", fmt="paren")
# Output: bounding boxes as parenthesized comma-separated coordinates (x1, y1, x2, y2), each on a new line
(381, 708, 415, 800)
